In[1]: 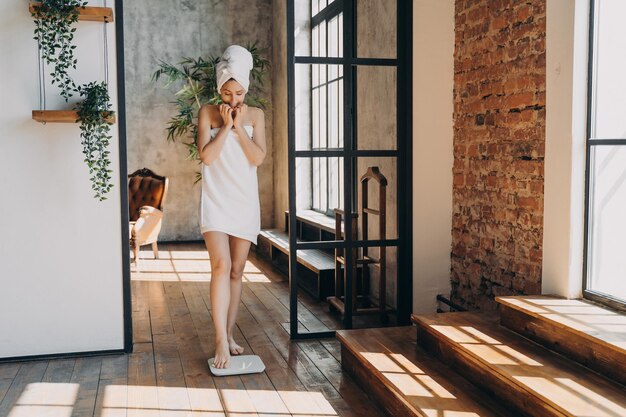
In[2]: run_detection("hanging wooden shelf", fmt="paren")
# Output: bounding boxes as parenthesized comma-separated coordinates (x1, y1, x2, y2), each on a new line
(32, 110, 115, 124)
(29, 2, 114, 22)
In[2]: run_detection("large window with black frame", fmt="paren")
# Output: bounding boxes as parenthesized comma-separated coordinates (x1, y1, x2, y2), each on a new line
(584, 0, 626, 307)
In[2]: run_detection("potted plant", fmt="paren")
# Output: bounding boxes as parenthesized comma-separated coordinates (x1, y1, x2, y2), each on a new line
(31, 0, 87, 101)
(74, 81, 115, 201)
(152, 43, 270, 182)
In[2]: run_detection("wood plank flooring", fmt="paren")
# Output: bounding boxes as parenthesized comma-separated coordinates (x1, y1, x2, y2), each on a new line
(0, 243, 385, 417)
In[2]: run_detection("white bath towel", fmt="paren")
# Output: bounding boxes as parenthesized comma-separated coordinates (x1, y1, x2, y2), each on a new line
(216, 45, 253, 93)
(200, 125, 260, 244)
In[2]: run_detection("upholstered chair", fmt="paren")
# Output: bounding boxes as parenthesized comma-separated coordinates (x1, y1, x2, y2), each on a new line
(128, 168, 168, 263)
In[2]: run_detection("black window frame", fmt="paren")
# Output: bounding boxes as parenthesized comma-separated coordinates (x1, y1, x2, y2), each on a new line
(287, 0, 413, 338)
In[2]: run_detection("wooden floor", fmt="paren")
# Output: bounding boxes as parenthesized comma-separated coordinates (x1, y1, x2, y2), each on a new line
(0, 243, 386, 417)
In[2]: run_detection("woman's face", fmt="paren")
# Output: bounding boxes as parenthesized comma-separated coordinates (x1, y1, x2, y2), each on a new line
(220, 79, 246, 108)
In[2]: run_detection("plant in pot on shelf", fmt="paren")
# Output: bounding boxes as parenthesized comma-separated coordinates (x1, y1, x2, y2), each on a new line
(31, 0, 88, 101)
(152, 43, 270, 182)
(74, 81, 115, 201)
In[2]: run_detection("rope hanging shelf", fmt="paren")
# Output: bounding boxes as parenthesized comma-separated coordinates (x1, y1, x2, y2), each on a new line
(31, 1, 115, 124)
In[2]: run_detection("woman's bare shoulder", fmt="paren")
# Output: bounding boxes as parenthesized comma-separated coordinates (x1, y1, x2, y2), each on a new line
(249, 106, 264, 124)
(200, 104, 219, 114)
(199, 104, 221, 126)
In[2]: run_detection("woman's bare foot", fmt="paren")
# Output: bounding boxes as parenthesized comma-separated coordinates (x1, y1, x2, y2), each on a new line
(212, 340, 231, 369)
(228, 338, 244, 355)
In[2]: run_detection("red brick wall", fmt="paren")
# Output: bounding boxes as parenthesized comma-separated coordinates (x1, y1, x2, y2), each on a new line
(451, 0, 546, 310)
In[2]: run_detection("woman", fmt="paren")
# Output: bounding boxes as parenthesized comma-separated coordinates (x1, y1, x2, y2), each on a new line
(197, 45, 266, 369)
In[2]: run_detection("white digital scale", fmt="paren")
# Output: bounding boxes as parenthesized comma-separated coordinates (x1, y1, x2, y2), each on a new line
(208, 355, 266, 376)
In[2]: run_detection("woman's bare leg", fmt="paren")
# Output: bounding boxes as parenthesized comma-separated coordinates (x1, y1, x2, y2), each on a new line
(227, 236, 252, 355)
(203, 231, 232, 369)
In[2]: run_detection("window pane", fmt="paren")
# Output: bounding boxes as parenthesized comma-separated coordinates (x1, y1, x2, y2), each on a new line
(328, 15, 339, 58)
(319, 84, 327, 148)
(312, 25, 319, 57)
(587, 146, 626, 301)
(339, 14, 343, 75)
(356, 157, 399, 240)
(328, 80, 339, 148)
(356, 0, 396, 59)
(329, 157, 343, 212)
(356, 66, 397, 150)
(296, 64, 341, 152)
(319, 20, 327, 58)
(295, 0, 311, 56)
(295, 64, 312, 151)
(339, 78, 344, 148)
(312, 88, 319, 148)
(592, 0, 626, 139)
(312, 157, 329, 212)
(313, 157, 321, 209)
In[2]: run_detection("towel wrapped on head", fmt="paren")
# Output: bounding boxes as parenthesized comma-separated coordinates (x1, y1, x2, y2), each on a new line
(216, 45, 254, 93)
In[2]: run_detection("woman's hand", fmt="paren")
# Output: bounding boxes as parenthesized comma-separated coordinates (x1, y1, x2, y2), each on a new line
(233, 104, 247, 129)
(219, 104, 234, 128)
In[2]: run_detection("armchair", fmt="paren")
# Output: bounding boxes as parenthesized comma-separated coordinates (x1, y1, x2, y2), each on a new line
(128, 168, 169, 263)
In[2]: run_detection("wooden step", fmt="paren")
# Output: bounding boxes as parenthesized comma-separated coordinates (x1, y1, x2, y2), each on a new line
(413, 312, 626, 417)
(336, 326, 513, 417)
(496, 295, 626, 386)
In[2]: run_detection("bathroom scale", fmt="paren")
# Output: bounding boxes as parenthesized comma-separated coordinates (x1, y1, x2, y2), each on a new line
(208, 355, 266, 376)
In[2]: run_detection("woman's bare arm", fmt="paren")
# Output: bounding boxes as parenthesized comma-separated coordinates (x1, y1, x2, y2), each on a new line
(197, 105, 234, 166)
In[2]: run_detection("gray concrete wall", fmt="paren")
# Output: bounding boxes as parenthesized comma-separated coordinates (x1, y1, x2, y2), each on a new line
(124, 0, 273, 241)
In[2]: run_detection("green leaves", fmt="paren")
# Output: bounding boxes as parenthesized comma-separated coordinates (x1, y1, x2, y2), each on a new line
(74, 82, 114, 201)
(31, 0, 88, 101)
(152, 43, 270, 170)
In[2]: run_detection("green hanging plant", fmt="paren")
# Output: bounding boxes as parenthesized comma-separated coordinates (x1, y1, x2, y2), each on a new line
(31, 0, 87, 101)
(74, 81, 115, 201)
(152, 42, 270, 182)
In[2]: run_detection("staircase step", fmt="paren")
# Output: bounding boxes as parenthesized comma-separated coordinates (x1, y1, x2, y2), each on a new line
(413, 312, 626, 417)
(496, 295, 626, 386)
(336, 326, 512, 417)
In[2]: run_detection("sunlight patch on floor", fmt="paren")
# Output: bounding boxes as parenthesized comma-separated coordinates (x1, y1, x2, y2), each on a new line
(99, 385, 339, 416)
(132, 248, 271, 283)
(8, 382, 80, 417)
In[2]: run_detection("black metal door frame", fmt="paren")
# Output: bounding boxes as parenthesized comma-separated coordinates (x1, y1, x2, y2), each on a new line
(287, 0, 413, 339)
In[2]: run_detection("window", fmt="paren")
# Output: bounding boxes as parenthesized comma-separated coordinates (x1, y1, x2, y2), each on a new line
(311, 2, 344, 214)
(585, 0, 626, 305)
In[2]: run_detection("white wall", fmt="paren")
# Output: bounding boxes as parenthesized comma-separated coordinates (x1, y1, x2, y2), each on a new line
(0, 1, 125, 358)
(542, 0, 589, 298)
(412, 0, 455, 313)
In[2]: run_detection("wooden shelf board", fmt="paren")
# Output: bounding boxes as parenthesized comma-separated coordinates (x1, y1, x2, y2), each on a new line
(29, 3, 114, 22)
(32, 110, 115, 124)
